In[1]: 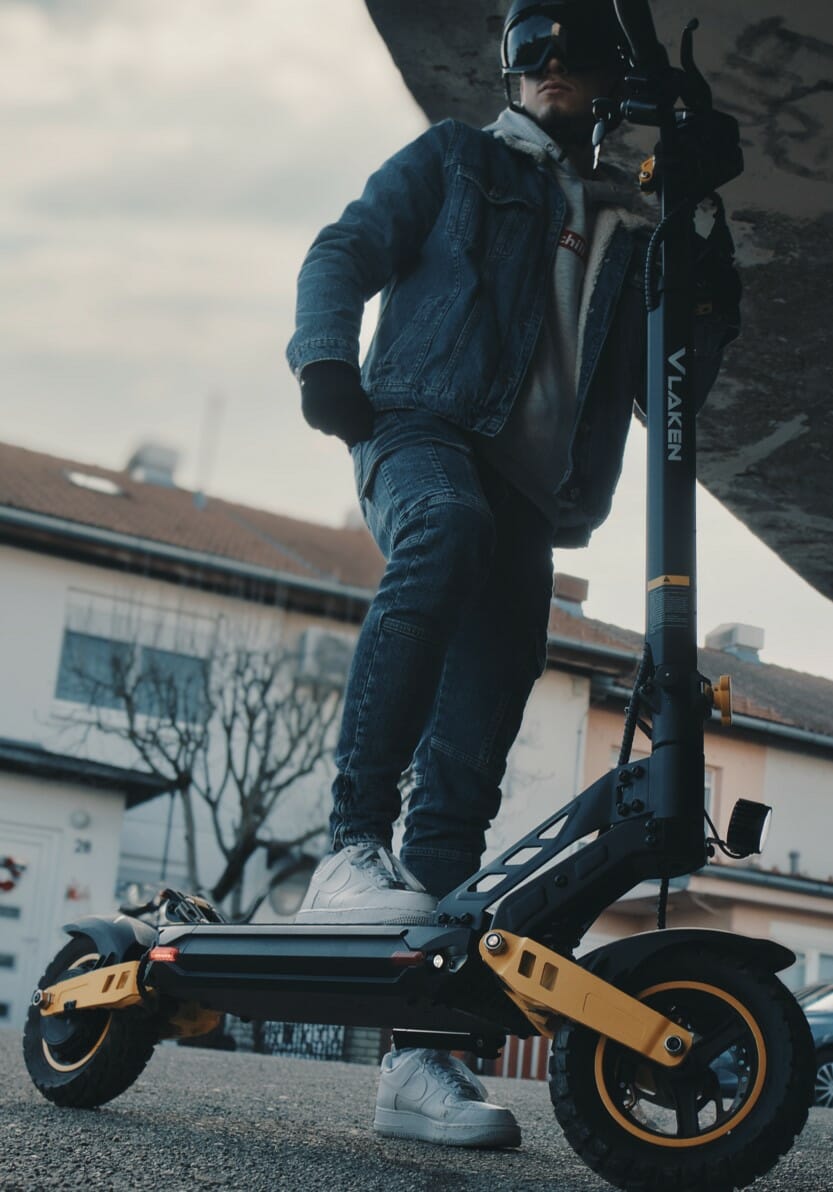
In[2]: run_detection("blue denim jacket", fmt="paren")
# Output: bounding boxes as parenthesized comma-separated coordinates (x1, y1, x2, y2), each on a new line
(287, 119, 726, 546)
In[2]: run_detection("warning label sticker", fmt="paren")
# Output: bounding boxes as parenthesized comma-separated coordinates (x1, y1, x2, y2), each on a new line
(648, 584, 691, 632)
(647, 574, 690, 592)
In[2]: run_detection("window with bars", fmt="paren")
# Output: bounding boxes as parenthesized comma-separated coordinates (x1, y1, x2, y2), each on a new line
(55, 632, 209, 723)
(55, 631, 133, 710)
(133, 645, 209, 723)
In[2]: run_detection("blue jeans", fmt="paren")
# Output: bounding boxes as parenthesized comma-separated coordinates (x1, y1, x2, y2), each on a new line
(331, 411, 554, 898)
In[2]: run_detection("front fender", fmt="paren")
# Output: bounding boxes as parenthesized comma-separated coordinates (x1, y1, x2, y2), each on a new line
(63, 913, 157, 965)
(581, 928, 795, 981)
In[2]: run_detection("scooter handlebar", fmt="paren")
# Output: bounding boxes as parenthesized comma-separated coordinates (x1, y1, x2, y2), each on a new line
(613, 0, 669, 73)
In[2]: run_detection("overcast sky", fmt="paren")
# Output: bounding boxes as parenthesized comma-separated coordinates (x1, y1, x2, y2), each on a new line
(3, 0, 833, 680)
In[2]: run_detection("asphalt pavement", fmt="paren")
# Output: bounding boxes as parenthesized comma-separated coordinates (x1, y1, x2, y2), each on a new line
(2, 1028, 831, 1191)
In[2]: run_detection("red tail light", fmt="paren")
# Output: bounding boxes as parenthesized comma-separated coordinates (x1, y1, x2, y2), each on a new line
(149, 946, 180, 963)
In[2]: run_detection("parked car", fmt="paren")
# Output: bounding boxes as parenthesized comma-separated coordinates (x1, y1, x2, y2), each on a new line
(796, 983, 833, 1108)
(710, 983, 833, 1109)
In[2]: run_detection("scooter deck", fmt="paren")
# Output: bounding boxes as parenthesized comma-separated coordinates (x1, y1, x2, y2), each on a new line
(148, 921, 533, 1037)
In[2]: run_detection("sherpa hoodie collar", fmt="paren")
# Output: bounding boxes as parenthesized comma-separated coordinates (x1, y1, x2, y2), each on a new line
(485, 107, 645, 214)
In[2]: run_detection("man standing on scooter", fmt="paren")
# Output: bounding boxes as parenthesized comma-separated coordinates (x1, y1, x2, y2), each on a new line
(287, 0, 738, 1149)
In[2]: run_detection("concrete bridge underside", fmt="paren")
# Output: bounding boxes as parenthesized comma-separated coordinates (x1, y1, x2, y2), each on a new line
(366, 1, 833, 602)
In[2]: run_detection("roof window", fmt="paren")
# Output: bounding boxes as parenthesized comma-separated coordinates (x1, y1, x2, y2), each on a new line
(64, 470, 124, 497)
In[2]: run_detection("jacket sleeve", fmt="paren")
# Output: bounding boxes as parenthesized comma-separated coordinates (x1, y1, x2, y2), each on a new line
(285, 121, 457, 378)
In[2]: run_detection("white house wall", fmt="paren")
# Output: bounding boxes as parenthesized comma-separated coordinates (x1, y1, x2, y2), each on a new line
(0, 544, 291, 750)
(0, 544, 350, 908)
(0, 545, 69, 745)
(481, 669, 590, 860)
(1, 540, 597, 913)
(761, 744, 833, 882)
(10, 535, 832, 931)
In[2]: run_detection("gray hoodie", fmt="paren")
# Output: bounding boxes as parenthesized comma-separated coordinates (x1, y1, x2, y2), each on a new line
(478, 108, 639, 530)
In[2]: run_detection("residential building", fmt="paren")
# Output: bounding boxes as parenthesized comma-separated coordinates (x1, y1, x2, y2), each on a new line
(1, 439, 832, 1058)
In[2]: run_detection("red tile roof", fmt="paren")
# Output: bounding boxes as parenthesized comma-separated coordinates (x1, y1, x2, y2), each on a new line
(548, 603, 833, 737)
(0, 441, 384, 590)
(1, 440, 832, 740)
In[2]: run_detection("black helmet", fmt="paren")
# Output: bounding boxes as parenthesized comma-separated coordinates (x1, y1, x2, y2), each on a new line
(501, 0, 625, 77)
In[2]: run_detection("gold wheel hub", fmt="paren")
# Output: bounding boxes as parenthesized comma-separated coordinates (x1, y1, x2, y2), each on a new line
(594, 980, 767, 1148)
(39, 952, 115, 1072)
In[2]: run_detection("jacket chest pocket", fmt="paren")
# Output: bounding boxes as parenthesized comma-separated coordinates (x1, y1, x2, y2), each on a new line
(446, 167, 539, 260)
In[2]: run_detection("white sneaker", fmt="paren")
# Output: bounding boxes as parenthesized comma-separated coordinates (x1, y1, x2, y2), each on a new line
(374, 1048, 521, 1148)
(294, 843, 437, 924)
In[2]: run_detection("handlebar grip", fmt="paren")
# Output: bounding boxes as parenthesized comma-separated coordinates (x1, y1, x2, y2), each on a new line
(613, 0, 669, 72)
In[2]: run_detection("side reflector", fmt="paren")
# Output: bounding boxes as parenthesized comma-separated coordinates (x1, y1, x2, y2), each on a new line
(390, 951, 425, 967)
(149, 946, 180, 963)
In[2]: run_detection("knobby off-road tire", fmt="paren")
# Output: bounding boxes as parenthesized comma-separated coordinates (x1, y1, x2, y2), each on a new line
(549, 945, 815, 1192)
(23, 934, 159, 1108)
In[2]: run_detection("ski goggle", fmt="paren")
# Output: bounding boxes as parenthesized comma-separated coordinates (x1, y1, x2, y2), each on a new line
(501, 10, 623, 76)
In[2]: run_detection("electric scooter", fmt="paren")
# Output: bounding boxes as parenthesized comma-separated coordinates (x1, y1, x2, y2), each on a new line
(23, 4, 816, 1189)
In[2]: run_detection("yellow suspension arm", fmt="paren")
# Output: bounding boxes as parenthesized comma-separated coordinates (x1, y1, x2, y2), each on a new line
(35, 960, 221, 1039)
(480, 931, 693, 1067)
(35, 961, 145, 1015)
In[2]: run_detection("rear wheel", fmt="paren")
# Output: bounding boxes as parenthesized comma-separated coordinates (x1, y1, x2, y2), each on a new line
(23, 934, 158, 1108)
(549, 946, 815, 1192)
(813, 1045, 833, 1108)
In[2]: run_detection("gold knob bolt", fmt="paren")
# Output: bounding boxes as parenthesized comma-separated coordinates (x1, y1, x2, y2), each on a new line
(639, 155, 658, 193)
(712, 674, 733, 726)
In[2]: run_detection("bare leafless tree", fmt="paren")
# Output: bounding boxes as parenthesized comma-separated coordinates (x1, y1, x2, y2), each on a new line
(55, 631, 344, 920)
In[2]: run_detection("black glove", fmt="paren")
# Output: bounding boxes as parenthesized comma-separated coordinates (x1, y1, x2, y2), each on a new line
(299, 361, 374, 448)
(694, 196, 742, 350)
(660, 108, 744, 206)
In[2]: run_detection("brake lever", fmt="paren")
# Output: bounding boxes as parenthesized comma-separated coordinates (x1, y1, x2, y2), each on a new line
(592, 97, 619, 170)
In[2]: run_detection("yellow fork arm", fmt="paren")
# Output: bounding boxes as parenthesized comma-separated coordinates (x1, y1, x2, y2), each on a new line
(35, 960, 221, 1039)
(36, 960, 145, 1015)
(480, 931, 693, 1067)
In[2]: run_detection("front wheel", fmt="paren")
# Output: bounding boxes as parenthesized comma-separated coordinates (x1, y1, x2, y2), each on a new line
(23, 934, 159, 1108)
(550, 946, 815, 1192)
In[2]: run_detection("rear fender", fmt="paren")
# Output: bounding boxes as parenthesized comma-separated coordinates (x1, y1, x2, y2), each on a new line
(63, 914, 157, 965)
(581, 928, 794, 982)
